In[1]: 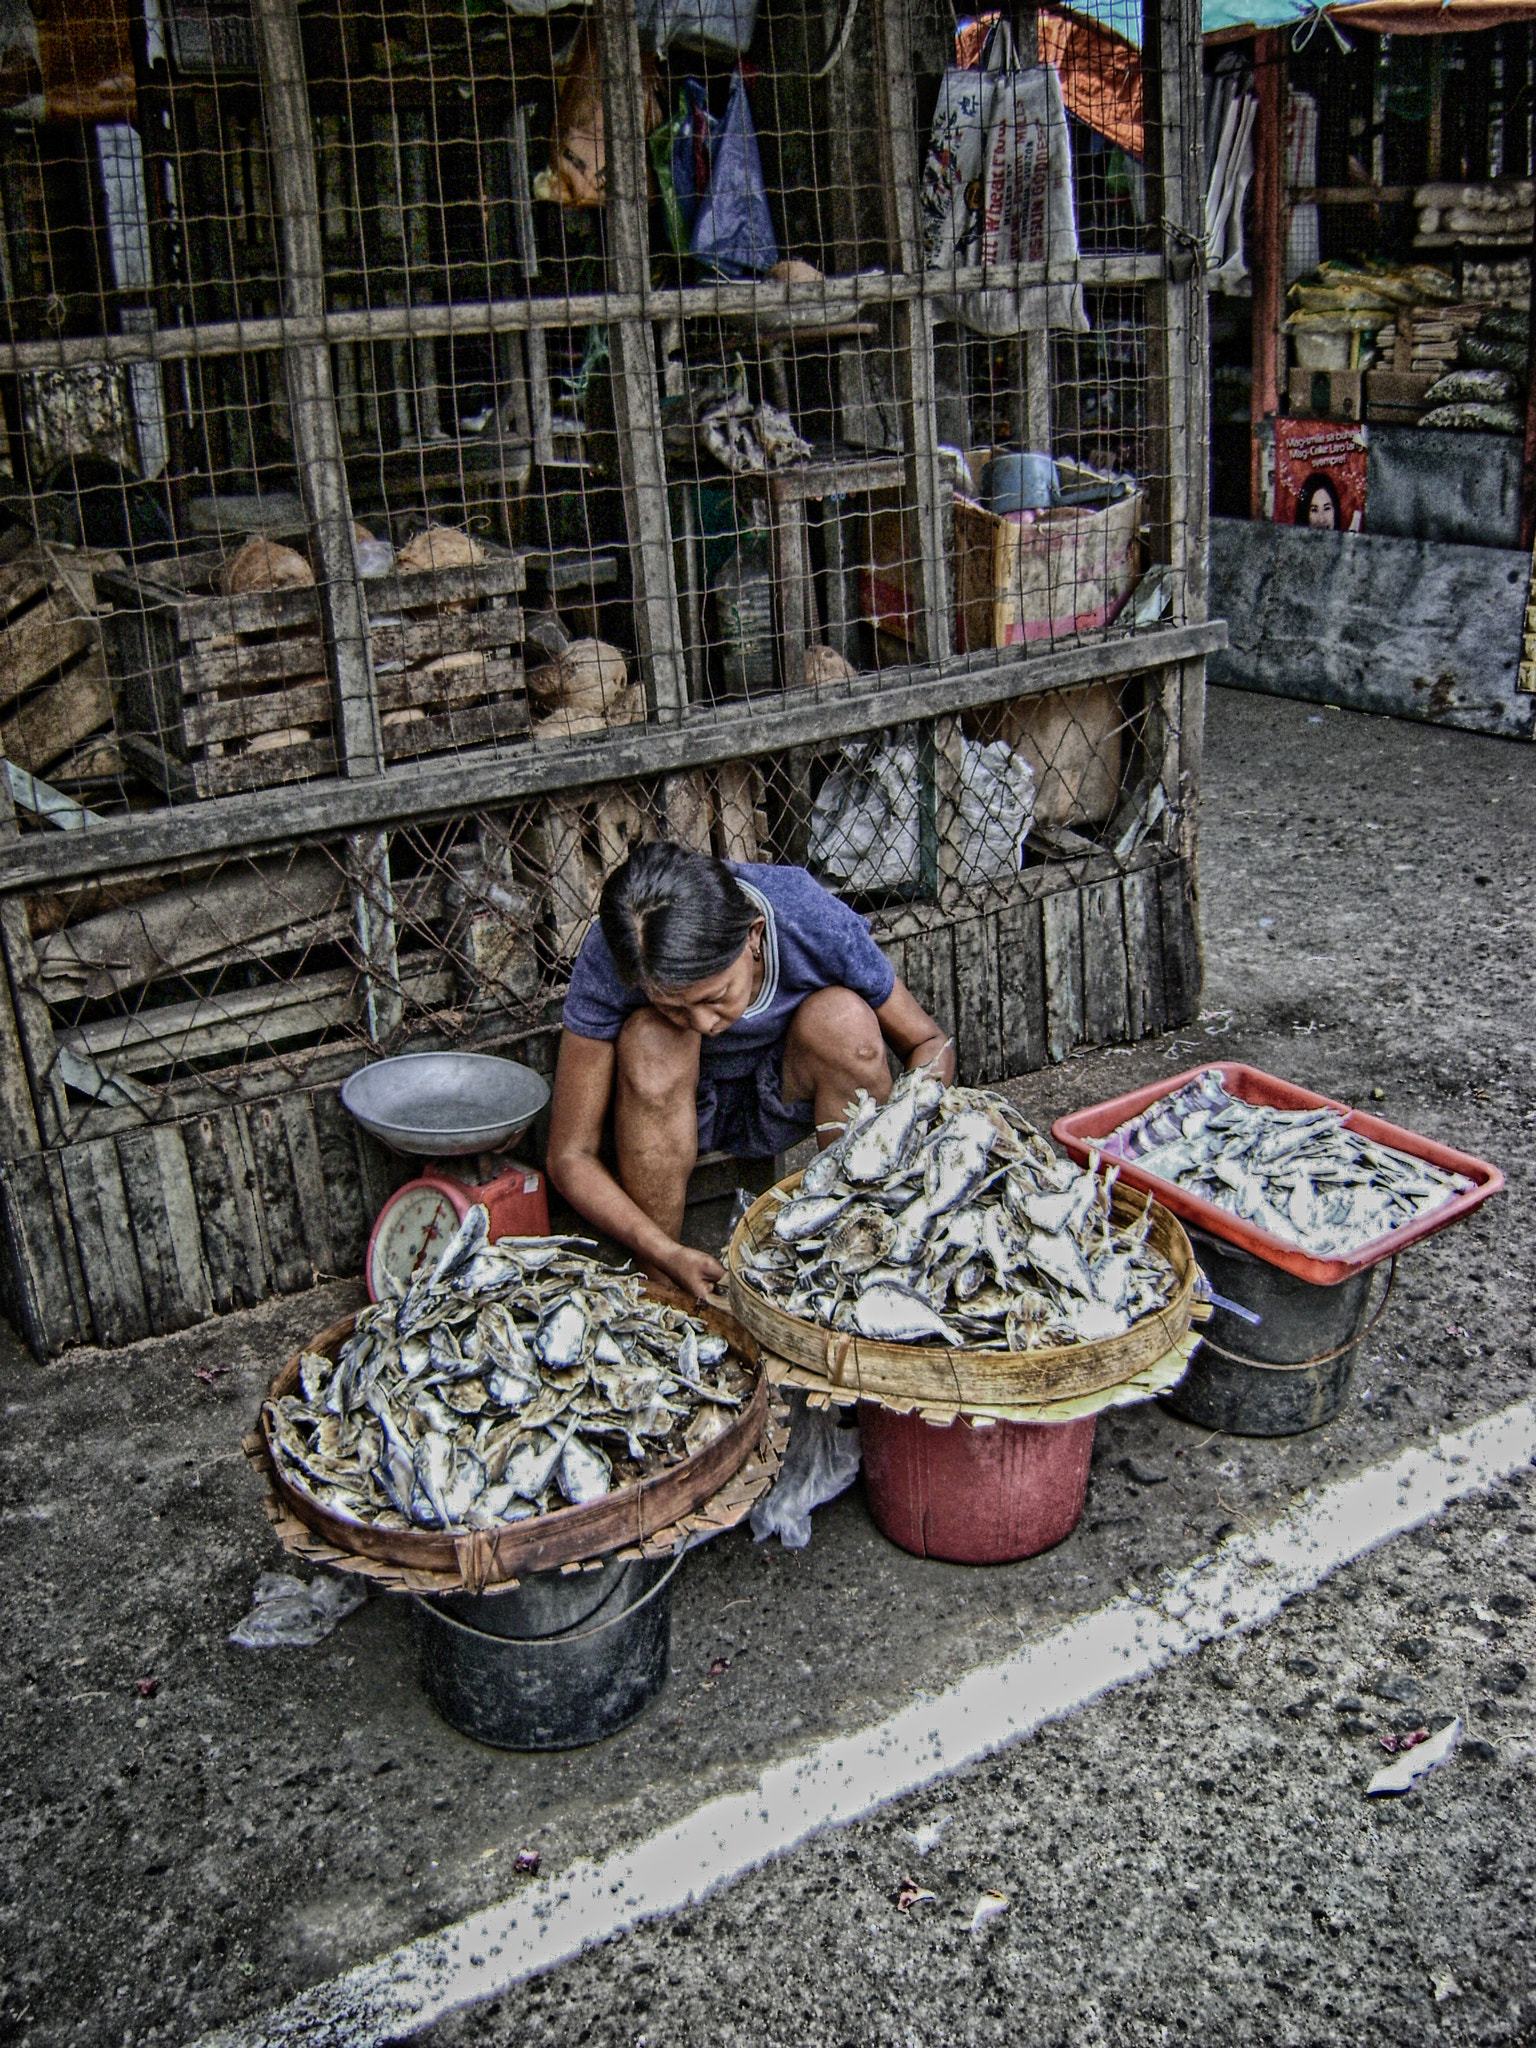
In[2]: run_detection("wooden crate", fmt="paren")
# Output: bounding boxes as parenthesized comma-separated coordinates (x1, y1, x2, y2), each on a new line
(101, 546, 528, 799)
(0, 546, 122, 782)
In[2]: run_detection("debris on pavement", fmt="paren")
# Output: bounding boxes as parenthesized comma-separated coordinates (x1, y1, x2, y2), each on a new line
(1432, 1971, 1463, 2004)
(228, 1571, 367, 1649)
(896, 1881, 936, 1914)
(1378, 1727, 1428, 1755)
(1119, 1458, 1168, 1486)
(135, 1676, 158, 1698)
(708, 1656, 731, 1677)
(970, 1891, 1009, 1934)
(904, 1817, 951, 1857)
(1367, 1715, 1460, 1796)
(514, 1848, 541, 1875)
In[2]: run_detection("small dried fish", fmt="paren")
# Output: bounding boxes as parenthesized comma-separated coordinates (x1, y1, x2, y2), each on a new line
(1103, 1070, 1473, 1258)
(266, 1218, 749, 1535)
(740, 1063, 1176, 1350)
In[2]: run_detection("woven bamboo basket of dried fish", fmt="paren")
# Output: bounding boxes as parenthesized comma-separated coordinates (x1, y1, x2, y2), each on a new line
(244, 1384, 792, 1594)
(727, 1175, 1198, 1409)
(259, 1284, 768, 1586)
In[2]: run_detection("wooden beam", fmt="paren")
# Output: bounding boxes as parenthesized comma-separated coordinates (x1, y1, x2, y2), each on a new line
(1145, 0, 1211, 622)
(0, 262, 1168, 378)
(0, 621, 1228, 894)
(872, 0, 949, 664)
(595, 0, 687, 719)
(1249, 30, 1286, 520)
(250, 0, 402, 1038)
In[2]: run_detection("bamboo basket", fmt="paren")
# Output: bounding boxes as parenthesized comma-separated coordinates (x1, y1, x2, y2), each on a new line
(257, 1283, 768, 1588)
(727, 1173, 1199, 1409)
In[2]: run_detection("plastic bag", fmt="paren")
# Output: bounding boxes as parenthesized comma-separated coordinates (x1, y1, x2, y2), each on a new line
(690, 69, 778, 276)
(809, 735, 923, 895)
(535, 24, 660, 209)
(640, 0, 757, 59)
(229, 1571, 366, 1650)
(920, 20, 1085, 335)
(750, 1391, 861, 1549)
(651, 80, 717, 255)
(955, 737, 1035, 884)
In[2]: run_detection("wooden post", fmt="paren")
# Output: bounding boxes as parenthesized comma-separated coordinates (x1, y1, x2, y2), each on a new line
(595, 0, 687, 722)
(250, 0, 401, 1038)
(1145, 0, 1210, 891)
(872, 0, 950, 664)
(1249, 29, 1285, 520)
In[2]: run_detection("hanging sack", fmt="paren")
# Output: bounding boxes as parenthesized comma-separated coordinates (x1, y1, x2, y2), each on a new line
(920, 20, 1086, 336)
(690, 68, 778, 276)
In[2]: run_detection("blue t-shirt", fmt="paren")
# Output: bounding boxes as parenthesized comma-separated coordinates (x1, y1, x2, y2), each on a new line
(562, 863, 896, 1080)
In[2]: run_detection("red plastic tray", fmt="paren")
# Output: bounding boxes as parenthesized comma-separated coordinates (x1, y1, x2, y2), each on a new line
(1052, 1062, 1503, 1287)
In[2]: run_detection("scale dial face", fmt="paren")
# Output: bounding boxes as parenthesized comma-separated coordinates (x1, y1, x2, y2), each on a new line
(368, 1179, 470, 1301)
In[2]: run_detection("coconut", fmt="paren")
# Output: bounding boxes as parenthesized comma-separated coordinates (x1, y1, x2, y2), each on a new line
(395, 526, 485, 574)
(526, 638, 631, 717)
(804, 644, 858, 688)
(220, 539, 314, 594)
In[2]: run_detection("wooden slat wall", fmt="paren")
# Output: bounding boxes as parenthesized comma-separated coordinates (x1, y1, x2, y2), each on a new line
(2, 858, 1201, 1357)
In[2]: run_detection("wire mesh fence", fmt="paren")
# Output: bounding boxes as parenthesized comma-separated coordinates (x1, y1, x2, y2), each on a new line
(0, 0, 1210, 1166)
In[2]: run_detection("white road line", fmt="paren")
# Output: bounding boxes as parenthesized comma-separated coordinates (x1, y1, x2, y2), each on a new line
(208, 1398, 1536, 2048)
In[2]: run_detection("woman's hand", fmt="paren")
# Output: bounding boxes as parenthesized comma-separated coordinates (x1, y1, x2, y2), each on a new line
(657, 1244, 726, 1302)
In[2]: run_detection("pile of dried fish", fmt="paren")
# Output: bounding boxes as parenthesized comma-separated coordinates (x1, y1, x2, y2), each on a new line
(1103, 1069, 1472, 1257)
(737, 1065, 1178, 1349)
(264, 1214, 748, 1535)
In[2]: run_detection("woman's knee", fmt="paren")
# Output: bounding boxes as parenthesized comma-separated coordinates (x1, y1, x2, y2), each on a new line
(788, 987, 885, 1076)
(616, 1007, 699, 1111)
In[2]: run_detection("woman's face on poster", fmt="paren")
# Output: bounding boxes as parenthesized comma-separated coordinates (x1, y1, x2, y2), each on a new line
(1307, 488, 1337, 529)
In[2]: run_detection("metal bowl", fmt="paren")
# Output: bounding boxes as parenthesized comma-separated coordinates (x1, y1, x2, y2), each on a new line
(340, 1052, 551, 1158)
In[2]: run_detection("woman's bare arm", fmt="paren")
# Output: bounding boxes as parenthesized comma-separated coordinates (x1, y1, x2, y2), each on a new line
(544, 1031, 722, 1296)
(875, 977, 955, 1083)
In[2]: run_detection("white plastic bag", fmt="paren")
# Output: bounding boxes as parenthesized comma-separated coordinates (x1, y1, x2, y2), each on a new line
(809, 736, 923, 894)
(749, 1391, 861, 1549)
(920, 21, 1086, 335)
(955, 737, 1035, 884)
(229, 1571, 366, 1650)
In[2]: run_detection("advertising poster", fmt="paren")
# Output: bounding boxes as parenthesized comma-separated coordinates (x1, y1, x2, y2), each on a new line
(1274, 417, 1367, 532)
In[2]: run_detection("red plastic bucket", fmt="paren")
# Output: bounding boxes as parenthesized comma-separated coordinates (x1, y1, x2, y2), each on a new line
(859, 1405, 1097, 1564)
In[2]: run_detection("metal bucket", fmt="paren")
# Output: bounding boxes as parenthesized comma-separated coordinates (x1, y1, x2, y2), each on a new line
(415, 1553, 677, 1749)
(1164, 1225, 1390, 1437)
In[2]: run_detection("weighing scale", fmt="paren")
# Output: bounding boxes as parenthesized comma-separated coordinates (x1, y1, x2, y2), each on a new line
(340, 1052, 552, 1301)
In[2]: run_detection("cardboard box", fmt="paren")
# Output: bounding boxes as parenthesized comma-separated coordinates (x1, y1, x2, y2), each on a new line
(1286, 367, 1363, 420)
(1364, 368, 1439, 423)
(952, 487, 1144, 652)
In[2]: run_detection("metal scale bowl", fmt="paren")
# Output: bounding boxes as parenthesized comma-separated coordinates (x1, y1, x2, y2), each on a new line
(340, 1052, 552, 1301)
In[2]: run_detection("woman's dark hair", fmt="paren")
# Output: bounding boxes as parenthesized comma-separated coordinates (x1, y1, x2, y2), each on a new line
(599, 841, 759, 991)
(1294, 472, 1342, 527)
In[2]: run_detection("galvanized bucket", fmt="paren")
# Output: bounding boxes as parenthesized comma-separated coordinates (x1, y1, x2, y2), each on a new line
(415, 1552, 678, 1749)
(1165, 1225, 1394, 1437)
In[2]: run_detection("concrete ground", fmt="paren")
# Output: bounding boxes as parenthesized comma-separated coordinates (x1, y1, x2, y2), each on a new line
(1, 686, 1533, 2048)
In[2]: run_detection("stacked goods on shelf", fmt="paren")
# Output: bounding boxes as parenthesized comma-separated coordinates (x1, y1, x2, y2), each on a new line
(103, 528, 528, 799)
(1462, 254, 1531, 306)
(1414, 180, 1535, 247)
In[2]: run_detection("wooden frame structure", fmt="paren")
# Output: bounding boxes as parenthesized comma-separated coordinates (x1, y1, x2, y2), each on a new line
(0, 0, 1220, 1357)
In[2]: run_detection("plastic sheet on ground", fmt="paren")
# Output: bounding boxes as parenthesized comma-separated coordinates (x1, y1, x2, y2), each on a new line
(229, 1571, 367, 1650)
